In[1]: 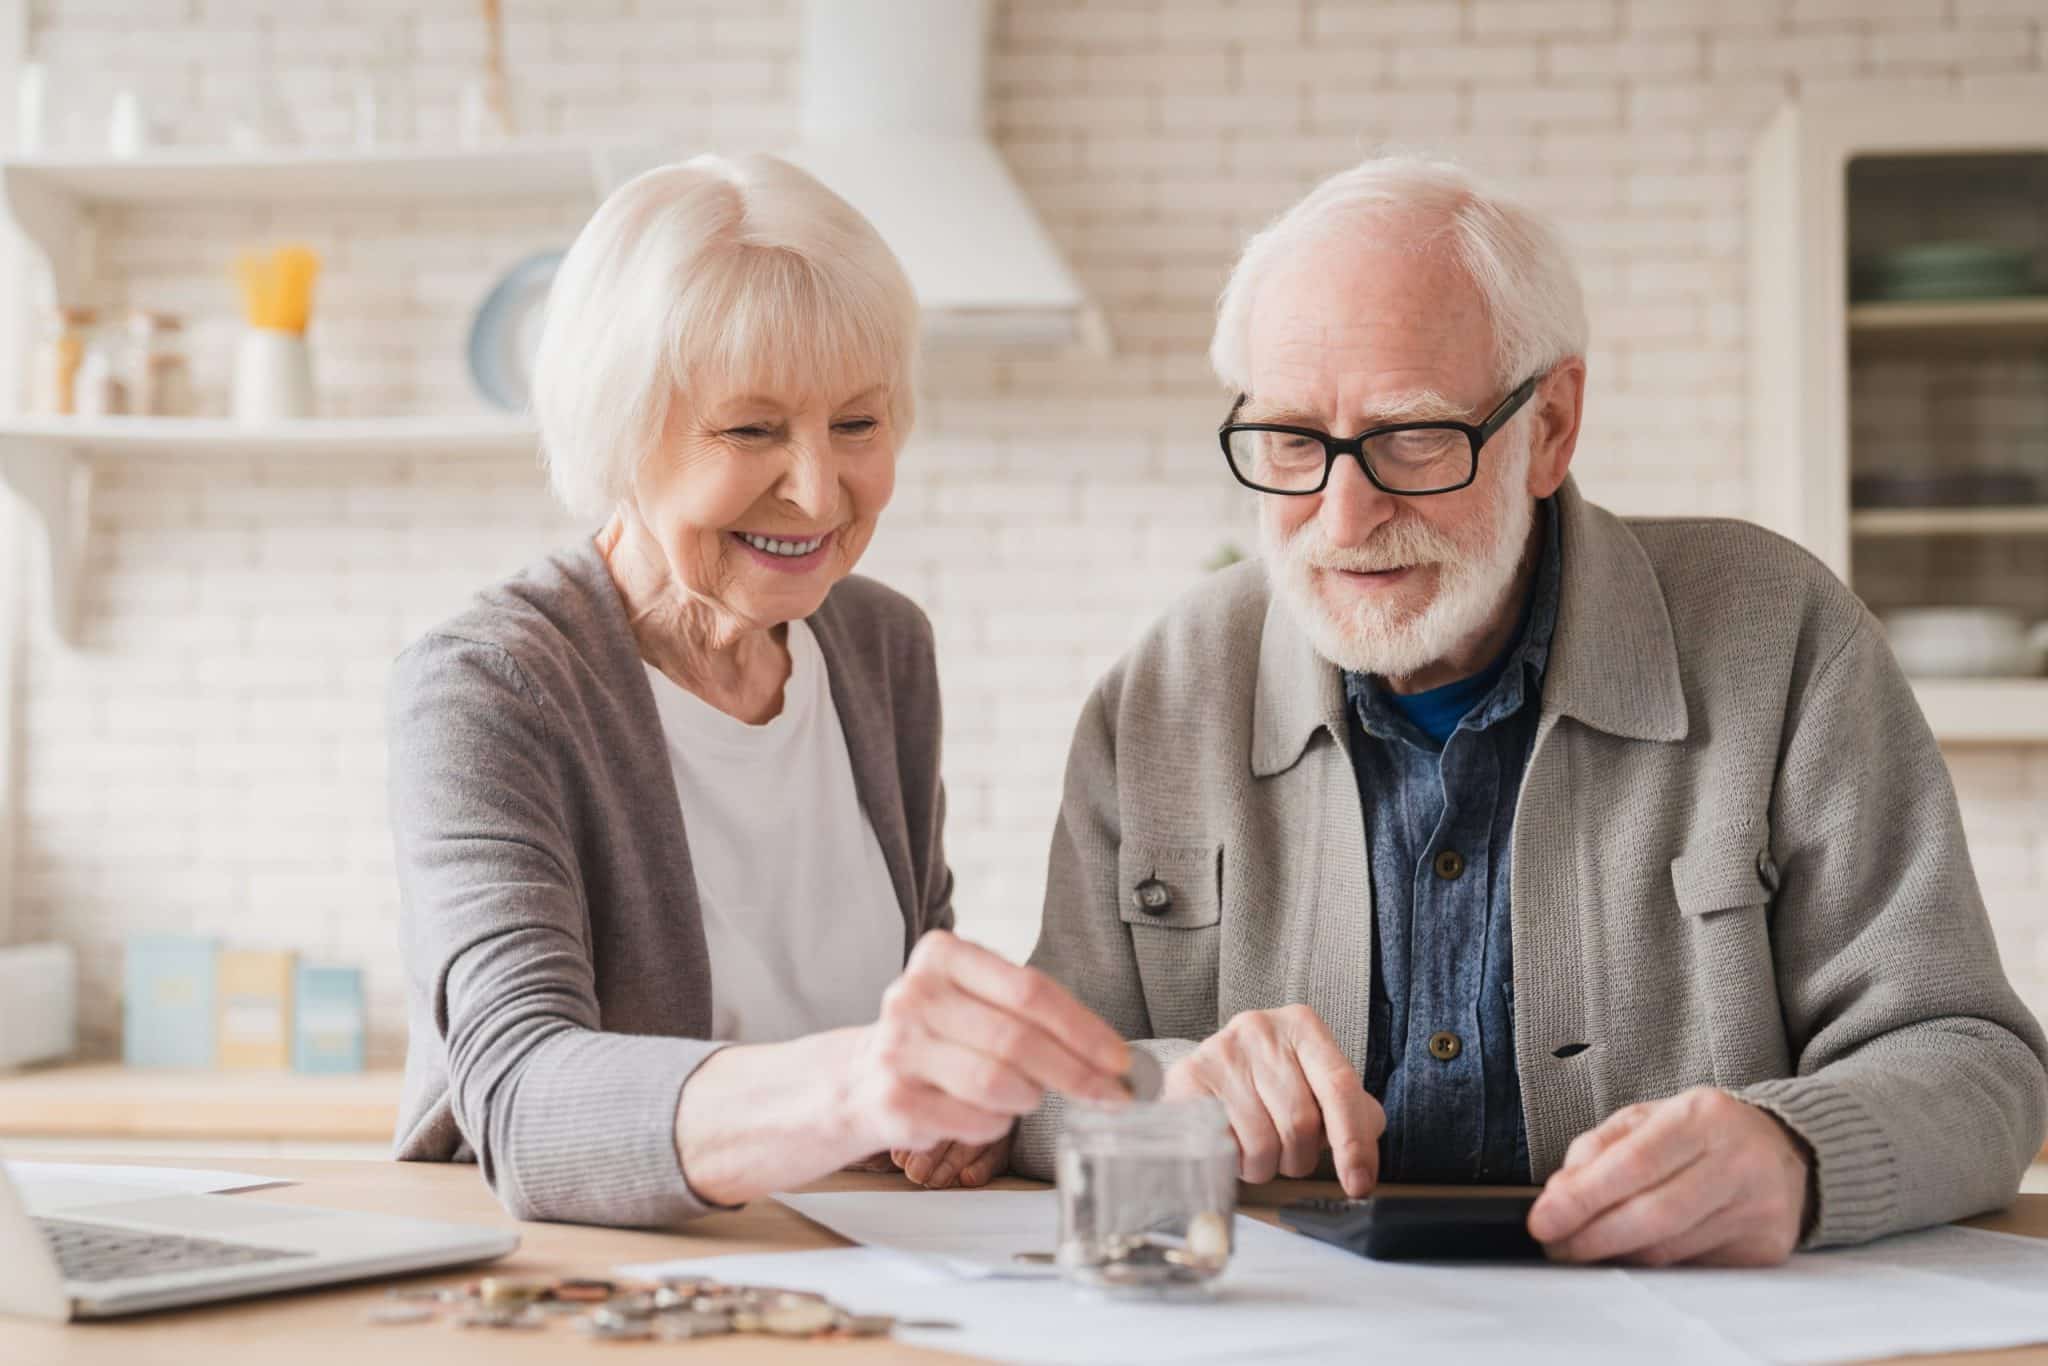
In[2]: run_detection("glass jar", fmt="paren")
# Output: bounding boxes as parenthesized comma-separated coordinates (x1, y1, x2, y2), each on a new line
(1056, 1096, 1237, 1298)
(127, 310, 192, 417)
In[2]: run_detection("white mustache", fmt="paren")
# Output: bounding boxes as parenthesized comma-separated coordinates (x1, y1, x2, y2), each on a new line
(1285, 517, 1465, 575)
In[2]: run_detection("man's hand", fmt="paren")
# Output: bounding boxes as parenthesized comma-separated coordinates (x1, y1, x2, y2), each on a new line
(1163, 1005, 1384, 1196)
(1528, 1087, 1812, 1266)
(892, 1134, 1013, 1190)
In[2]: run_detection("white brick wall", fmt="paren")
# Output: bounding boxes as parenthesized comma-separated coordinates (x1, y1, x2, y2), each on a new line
(12, 0, 2048, 1064)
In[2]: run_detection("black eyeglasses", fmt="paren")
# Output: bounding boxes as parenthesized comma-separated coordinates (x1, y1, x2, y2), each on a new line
(1218, 375, 1541, 496)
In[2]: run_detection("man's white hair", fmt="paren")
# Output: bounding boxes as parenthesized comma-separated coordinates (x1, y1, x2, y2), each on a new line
(1209, 153, 1587, 394)
(533, 153, 920, 520)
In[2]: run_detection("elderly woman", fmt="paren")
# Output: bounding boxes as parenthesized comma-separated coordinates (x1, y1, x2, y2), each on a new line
(387, 154, 1131, 1226)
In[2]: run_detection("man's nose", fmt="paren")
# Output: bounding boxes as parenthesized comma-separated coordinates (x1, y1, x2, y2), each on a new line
(1318, 450, 1397, 547)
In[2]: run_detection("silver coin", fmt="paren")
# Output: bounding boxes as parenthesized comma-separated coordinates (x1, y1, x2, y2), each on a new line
(578, 1316, 652, 1341)
(654, 1311, 736, 1340)
(1121, 1049, 1163, 1101)
(602, 1291, 658, 1319)
(364, 1303, 435, 1326)
(841, 1314, 895, 1337)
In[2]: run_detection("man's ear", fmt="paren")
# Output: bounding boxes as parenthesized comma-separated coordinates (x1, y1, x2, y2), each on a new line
(1525, 359, 1587, 499)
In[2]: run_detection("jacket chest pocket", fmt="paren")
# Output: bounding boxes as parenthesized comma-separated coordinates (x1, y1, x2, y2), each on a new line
(1670, 819, 1789, 1085)
(1118, 841, 1221, 1039)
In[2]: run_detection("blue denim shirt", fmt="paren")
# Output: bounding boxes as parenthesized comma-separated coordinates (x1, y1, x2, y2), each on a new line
(1343, 499, 1561, 1184)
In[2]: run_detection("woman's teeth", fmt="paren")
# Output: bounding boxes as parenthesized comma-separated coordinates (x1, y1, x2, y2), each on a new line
(738, 531, 826, 558)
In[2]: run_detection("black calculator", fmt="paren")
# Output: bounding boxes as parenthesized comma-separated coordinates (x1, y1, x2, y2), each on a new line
(1277, 1192, 1544, 1261)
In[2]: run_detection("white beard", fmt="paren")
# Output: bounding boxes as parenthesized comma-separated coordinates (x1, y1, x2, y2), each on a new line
(1264, 434, 1536, 681)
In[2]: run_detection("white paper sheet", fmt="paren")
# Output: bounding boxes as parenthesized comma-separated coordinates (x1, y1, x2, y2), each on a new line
(5, 1161, 293, 1212)
(637, 1190, 2048, 1366)
(777, 1189, 1063, 1277)
(1629, 1224, 2048, 1366)
(627, 1193, 1752, 1366)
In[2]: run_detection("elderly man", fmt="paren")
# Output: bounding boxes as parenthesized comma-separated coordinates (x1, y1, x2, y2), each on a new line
(989, 155, 2045, 1264)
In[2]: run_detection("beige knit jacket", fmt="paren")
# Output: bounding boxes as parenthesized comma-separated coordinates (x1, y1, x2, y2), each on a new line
(1014, 478, 2048, 1249)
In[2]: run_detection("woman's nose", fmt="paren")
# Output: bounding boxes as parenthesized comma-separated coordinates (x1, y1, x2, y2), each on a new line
(776, 435, 836, 518)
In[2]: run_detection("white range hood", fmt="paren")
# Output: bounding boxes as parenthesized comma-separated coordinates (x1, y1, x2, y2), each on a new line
(785, 0, 1108, 350)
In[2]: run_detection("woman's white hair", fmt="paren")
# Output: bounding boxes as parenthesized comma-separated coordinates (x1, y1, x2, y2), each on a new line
(532, 153, 920, 519)
(1209, 153, 1587, 395)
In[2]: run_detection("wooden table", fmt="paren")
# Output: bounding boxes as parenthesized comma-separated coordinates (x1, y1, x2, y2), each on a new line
(2, 1156, 2045, 1365)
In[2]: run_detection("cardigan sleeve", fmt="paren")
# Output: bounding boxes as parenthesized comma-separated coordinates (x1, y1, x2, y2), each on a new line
(388, 633, 731, 1226)
(1738, 617, 2048, 1247)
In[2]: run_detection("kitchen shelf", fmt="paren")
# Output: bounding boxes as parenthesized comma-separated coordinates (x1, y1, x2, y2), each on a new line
(1848, 295, 2048, 349)
(0, 141, 660, 298)
(0, 415, 538, 644)
(1911, 679, 2048, 743)
(1851, 505, 2048, 537)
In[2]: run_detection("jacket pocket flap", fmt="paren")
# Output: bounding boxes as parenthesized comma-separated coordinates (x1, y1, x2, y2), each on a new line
(1116, 842, 1222, 930)
(1670, 820, 1772, 917)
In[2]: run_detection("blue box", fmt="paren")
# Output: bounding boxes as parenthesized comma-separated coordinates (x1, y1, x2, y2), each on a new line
(292, 964, 365, 1075)
(122, 936, 219, 1069)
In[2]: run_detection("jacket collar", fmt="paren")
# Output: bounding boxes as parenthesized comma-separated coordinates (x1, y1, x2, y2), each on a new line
(1250, 476, 1688, 777)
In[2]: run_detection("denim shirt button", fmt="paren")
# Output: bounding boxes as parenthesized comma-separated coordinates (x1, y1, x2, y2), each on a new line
(1432, 849, 1466, 881)
(1427, 1030, 1463, 1061)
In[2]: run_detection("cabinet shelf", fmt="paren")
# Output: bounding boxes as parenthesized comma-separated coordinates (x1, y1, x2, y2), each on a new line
(1852, 505, 2048, 537)
(0, 415, 539, 645)
(0, 142, 627, 645)
(1848, 295, 2048, 348)
(1911, 679, 2048, 743)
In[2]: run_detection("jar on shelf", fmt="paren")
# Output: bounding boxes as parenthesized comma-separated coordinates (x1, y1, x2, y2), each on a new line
(1056, 1096, 1237, 1298)
(73, 326, 127, 417)
(30, 306, 94, 415)
(127, 310, 192, 417)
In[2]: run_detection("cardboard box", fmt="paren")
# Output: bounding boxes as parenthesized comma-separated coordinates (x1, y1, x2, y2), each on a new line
(122, 936, 219, 1069)
(216, 949, 295, 1070)
(292, 964, 365, 1075)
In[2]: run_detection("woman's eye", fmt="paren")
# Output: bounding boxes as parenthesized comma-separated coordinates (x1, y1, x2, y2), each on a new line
(724, 426, 775, 440)
(834, 418, 878, 436)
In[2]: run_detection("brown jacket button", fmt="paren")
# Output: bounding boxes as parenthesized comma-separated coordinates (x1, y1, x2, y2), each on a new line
(1132, 877, 1172, 915)
(1427, 1031, 1462, 1061)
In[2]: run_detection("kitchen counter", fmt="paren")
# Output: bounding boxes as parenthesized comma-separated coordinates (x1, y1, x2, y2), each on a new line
(0, 1064, 400, 1143)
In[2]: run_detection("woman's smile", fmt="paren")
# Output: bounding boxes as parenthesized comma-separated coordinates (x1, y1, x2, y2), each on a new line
(730, 527, 837, 573)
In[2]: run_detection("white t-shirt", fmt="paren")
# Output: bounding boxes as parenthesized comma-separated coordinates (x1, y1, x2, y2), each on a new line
(643, 620, 905, 1044)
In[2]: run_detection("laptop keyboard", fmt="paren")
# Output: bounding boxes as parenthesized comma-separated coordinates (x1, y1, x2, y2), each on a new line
(36, 1216, 312, 1284)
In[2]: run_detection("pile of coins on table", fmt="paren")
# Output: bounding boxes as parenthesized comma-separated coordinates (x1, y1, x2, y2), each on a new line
(366, 1274, 959, 1342)
(1061, 1209, 1232, 1289)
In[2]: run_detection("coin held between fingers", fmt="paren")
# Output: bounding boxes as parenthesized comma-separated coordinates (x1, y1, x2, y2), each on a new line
(1120, 1049, 1162, 1101)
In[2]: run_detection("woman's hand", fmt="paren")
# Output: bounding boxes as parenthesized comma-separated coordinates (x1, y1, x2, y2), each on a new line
(842, 931, 1131, 1156)
(892, 1134, 1014, 1189)
(675, 932, 1126, 1208)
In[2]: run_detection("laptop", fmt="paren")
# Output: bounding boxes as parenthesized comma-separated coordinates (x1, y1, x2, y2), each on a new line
(0, 1162, 517, 1321)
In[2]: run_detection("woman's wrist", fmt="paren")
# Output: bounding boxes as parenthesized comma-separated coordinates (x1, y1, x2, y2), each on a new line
(673, 1028, 874, 1207)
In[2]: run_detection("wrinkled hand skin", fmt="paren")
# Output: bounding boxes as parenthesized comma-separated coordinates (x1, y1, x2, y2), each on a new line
(1163, 1004, 1386, 1198)
(891, 1133, 1014, 1190)
(1529, 1087, 1813, 1267)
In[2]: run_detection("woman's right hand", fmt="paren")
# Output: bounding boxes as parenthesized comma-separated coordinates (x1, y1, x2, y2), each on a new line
(841, 930, 1132, 1155)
